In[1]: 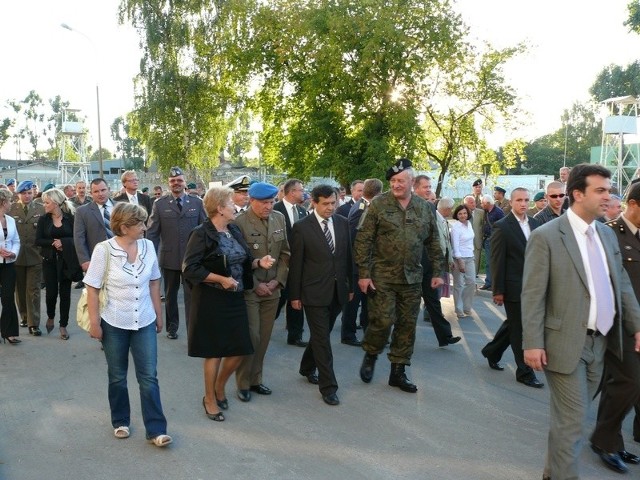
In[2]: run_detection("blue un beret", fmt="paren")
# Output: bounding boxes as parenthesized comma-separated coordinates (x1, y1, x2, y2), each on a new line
(16, 180, 34, 193)
(248, 182, 278, 200)
(6, 178, 16, 187)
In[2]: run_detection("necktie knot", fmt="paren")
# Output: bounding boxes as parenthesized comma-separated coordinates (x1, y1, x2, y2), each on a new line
(586, 226, 594, 239)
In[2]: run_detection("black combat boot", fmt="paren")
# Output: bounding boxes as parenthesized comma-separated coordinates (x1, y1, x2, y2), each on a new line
(388, 363, 418, 393)
(359, 353, 378, 383)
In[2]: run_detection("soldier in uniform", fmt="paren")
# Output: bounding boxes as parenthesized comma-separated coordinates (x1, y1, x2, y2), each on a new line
(354, 158, 444, 393)
(226, 175, 251, 216)
(527, 191, 547, 217)
(10, 180, 45, 335)
(471, 178, 483, 208)
(589, 180, 640, 472)
(147, 166, 206, 339)
(233, 182, 290, 403)
(493, 186, 511, 214)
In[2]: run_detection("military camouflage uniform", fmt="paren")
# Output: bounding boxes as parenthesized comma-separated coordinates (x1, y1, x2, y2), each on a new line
(354, 192, 444, 364)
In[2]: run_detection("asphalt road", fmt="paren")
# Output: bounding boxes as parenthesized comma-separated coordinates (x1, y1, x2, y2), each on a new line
(0, 284, 636, 480)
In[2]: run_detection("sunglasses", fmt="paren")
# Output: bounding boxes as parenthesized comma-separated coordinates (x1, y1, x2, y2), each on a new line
(548, 193, 565, 199)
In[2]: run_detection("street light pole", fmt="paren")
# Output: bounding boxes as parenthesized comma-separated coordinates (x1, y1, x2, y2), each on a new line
(60, 22, 103, 177)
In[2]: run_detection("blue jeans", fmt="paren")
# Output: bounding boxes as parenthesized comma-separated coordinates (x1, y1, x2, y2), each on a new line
(101, 321, 167, 439)
(483, 237, 492, 287)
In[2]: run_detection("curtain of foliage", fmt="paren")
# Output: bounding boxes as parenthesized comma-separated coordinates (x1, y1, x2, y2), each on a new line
(245, 0, 473, 185)
(625, 1, 640, 34)
(111, 115, 145, 164)
(590, 61, 640, 100)
(422, 44, 524, 195)
(119, 0, 249, 173)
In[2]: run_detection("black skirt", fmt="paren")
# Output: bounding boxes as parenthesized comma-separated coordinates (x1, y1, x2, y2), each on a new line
(187, 284, 253, 358)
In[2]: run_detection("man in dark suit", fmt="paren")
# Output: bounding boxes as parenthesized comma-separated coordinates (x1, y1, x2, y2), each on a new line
(522, 164, 640, 480)
(481, 187, 543, 388)
(413, 175, 461, 347)
(113, 170, 153, 216)
(273, 178, 308, 347)
(289, 184, 353, 406)
(74, 178, 117, 271)
(147, 166, 206, 339)
(335, 179, 364, 219)
(589, 181, 640, 473)
(342, 179, 383, 345)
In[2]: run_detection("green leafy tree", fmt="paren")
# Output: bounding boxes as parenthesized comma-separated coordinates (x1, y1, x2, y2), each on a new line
(589, 61, 640, 100)
(111, 115, 145, 162)
(90, 147, 113, 162)
(625, 1, 640, 33)
(0, 117, 11, 152)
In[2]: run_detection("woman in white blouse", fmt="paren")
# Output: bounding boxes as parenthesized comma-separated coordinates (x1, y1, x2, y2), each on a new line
(85, 203, 171, 447)
(450, 204, 476, 318)
(0, 189, 21, 343)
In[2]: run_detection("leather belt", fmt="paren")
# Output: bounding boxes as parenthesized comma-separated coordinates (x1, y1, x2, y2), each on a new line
(586, 329, 601, 337)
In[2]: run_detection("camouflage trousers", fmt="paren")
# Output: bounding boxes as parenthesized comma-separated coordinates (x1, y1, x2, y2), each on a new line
(362, 281, 421, 365)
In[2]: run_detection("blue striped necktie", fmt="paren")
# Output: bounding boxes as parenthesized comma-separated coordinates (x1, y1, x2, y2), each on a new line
(322, 219, 334, 253)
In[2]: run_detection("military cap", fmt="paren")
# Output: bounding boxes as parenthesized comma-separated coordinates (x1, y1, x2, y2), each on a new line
(43, 183, 56, 191)
(248, 182, 278, 200)
(16, 180, 34, 193)
(472, 179, 483, 187)
(6, 178, 16, 187)
(142, 187, 149, 193)
(169, 166, 184, 177)
(494, 186, 506, 194)
(225, 175, 251, 191)
(533, 191, 545, 202)
(386, 158, 412, 180)
(187, 182, 197, 190)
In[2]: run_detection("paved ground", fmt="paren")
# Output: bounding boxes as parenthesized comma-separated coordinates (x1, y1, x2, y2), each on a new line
(0, 283, 637, 480)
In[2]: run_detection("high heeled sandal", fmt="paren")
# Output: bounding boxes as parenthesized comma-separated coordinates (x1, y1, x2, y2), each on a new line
(202, 397, 224, 422)
(46, 319, 54, 334)
(59, 327, 69, 340)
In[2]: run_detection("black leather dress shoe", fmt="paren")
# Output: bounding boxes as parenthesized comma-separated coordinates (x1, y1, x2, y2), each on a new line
(518, 377, 544, 388)
(236, 389, 251, 402)
(479, 285, 491, 290)
(166, 332, 178, 340)
(299, 371, 318, 384)
(19, 321, 27, 328)
(592, 445, 629, 473)
(287, 339, 308, 347)
(488, 359, 504, 371)
(439, 336, 461, 347)
(341, 338, 362, 347)
(618, 450, 640, 464)
(322, 393, 340, 406)
(250, 384, 272, 395)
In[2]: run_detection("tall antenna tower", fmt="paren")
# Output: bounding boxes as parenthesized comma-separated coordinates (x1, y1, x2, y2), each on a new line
(57, 108, 90, 185)
(599, 96, 640, 193)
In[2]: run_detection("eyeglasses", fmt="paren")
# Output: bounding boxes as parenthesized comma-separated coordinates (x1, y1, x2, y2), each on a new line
(126, 178, 139, 182)
(548, 193, 565, 199)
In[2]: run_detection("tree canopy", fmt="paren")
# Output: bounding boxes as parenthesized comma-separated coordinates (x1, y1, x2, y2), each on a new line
(120, 0, 522, 188)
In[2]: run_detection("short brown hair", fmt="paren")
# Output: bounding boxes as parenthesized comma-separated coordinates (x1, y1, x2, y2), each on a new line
(110, 203, 148, 236)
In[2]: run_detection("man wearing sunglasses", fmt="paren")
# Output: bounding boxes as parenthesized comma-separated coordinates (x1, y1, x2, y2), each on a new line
(534, 181, 567, 225)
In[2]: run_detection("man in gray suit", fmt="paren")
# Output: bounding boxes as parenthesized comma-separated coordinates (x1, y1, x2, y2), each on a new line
(74, 178, 117, 271)
(522, 164, 640, 480)
(147, 166, 206, 339)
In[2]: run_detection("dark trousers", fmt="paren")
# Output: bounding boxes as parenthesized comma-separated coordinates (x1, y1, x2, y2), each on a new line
(340, 278, 368, 341)
(163, 268, 191, 334)
(0, 263, 18, 338)
(276, 285, 305, 342)
(421, 275, 453, 346)
(299, 289, 341, 396)
(481, 302, 534, 381)
(42, 259, 72, 327)
(591, 334, 640, 451)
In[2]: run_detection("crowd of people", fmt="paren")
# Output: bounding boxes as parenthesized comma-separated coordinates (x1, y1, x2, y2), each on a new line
(1, 161, 640, 480)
